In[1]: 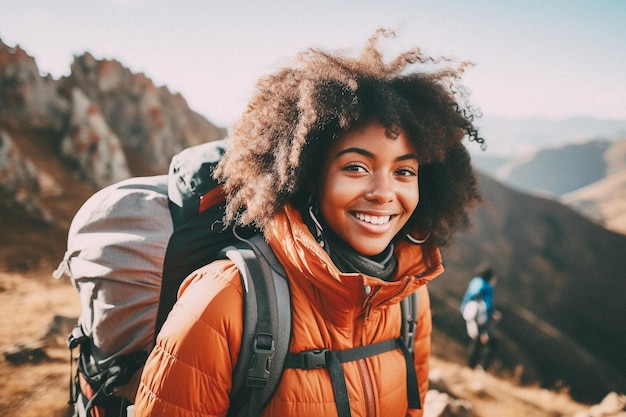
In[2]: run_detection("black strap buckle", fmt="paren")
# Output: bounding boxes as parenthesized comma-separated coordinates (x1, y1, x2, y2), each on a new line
(246, 333, 276, 388)
(297, 348, 330, 369)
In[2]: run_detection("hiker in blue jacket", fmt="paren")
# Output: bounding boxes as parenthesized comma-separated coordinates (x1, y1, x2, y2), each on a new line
(460, 265, 500, 370)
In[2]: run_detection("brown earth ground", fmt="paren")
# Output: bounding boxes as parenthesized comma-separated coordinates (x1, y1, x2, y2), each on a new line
(0, 268, 79, 417)
(0, 265, 589, 417)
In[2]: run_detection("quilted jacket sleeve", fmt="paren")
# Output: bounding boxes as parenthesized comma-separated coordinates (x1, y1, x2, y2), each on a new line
(408, 285, 431, 417)
(134, 260, 244, 417)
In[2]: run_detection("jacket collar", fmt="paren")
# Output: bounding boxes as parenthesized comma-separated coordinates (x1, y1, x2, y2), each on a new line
(265, 204, 444, 312)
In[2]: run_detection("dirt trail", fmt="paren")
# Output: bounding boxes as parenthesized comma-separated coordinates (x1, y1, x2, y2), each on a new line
(0, 269, 79, 417)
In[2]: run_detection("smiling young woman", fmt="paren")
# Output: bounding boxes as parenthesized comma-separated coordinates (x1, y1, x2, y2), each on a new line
(135, 29, 484, 417)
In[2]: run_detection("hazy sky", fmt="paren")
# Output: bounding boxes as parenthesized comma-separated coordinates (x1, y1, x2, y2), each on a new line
(1, 0, 625, 127)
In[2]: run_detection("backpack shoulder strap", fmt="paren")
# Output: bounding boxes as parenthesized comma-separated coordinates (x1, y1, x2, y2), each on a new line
(400, 290, 419, 353)
(222, 234, 291, 417)
(400, 290, 420, 409)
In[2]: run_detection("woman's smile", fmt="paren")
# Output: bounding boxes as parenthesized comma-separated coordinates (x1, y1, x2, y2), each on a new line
(353, 211, 392, 225)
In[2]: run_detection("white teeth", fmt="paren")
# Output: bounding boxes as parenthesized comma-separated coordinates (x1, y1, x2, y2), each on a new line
(355, 212, 391, 225)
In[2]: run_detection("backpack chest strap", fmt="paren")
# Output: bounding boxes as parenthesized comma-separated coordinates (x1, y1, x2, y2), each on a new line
(283, 337, 420, 417)
(284, 338, 398, 369)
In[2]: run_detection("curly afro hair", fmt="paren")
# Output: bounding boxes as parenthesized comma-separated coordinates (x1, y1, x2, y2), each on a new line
(215, 29, 484, 247)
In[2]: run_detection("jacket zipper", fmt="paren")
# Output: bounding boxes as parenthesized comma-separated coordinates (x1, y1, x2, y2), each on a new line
(358, 359, 376, 417)
(358, 286, 381, 417)
(363, 286, 381, 320)
(359, 280, 413, 416)
(363, 278, 411, 319)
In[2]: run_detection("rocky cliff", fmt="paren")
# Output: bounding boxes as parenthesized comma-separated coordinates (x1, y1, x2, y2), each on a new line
(0, 39, 226, 223)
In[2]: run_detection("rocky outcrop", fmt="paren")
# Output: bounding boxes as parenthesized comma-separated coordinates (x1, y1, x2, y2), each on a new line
(61, 88, 130, 187)
(0, 41, 69, 132)
(0, 130, 52, 221)
(0, 39, 227, 219)
(60, 52, 226, 172)
(3, 342, 50, 365)
(424, 391, 474, 417)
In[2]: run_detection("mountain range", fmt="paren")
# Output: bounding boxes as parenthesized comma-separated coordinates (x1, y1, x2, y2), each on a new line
(472, 138, 626, 235)
(1, 39, 625, 404)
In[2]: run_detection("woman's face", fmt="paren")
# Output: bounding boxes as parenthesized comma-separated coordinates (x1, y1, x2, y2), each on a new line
(317, 122, 420, 256)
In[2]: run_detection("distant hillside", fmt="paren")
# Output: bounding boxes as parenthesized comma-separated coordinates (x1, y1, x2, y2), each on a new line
(472, 139, 626, 234)
(431, 173, 626, 403)
(561, 140, 626, 231)
(495, 140, 610, 195)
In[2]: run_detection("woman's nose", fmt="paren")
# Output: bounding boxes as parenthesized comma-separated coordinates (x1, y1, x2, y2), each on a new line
(365, 174, 394, 203)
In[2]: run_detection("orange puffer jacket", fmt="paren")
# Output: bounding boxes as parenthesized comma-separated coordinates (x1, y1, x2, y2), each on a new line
(135, 204, 443, 417)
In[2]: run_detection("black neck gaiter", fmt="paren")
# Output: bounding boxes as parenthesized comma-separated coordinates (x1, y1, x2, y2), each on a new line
(302, 203, 397, 281)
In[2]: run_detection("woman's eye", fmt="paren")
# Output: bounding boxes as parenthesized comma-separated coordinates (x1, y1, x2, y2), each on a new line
(396, 167, 417, 177)
(343, 163, 367, 173)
